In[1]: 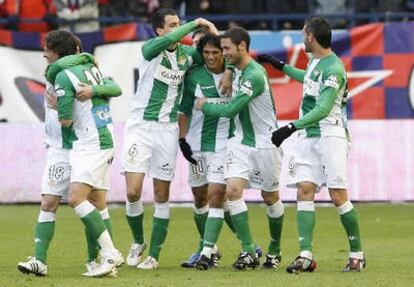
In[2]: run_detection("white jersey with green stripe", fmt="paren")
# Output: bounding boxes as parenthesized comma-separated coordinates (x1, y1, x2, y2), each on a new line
(180, 65, 232, 152)
(296, 53, 348, 137)
(44, 82, 63, 148)
(202, 60, 277, 148)
(128, 22, 201, 124)
(55, 63, 114, 150)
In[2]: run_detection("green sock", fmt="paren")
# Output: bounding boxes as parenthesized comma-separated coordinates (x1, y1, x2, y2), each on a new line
(194, 211, 208, 253)
(340, 209, 362, 252)
(267, 215, 284, 256)
(231, 211, 255, 254)
(203, 217, 224, 248)
(85, 226, 99, 262)
(85, 217, 114, 262)
(80, 210, 106, 241)
(34, 222, 55, 264)
(126, 214, 144, 244)
(149, 217, 169, 260)
(224, 211, 236, 234)
(297, 211, 315, 252)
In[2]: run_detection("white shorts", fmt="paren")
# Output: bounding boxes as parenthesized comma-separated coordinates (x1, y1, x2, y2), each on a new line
(224, 139, 283, 192)
(188, 150, 226, 188)
(286, 135, 349, 190)
(41, 147, 70, 199)
(70, 148, 114, 190)
(121, 120, 178, 181)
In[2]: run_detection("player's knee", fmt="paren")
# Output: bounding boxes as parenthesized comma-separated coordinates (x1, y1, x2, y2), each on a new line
(297, 182, 317, 200)
(209, 193, 225, 208)
(68, 193, 83, 208)
(40, 198, 59, 212)
(126, 186, 141, 202)
(261, 191, 278, 206)
(226, 186, 242, 201)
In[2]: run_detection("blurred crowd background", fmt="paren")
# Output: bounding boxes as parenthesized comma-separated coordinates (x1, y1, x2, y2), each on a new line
(0, 0, 413, 33)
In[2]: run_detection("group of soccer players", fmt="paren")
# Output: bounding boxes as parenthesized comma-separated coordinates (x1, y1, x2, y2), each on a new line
(17, 7, 365, 278)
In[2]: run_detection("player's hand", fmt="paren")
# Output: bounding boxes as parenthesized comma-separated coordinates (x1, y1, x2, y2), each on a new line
(194, 18, 219, 35)
(271, 123, 296, 147)
(257, 54, 285, 71)
(219, 69, 233, 96)
(44, 88, 57, 110)
(196, 97, 208, 110)
(179, 138, 197, 165)
(76, 82, 93, 102)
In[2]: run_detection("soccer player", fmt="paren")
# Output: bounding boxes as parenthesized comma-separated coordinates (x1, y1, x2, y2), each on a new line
(120, 8, 221, 270)
(17, 35, 122, 277)
(196, 27, 284, 271)
(46, 30, 121, 277)
(178, 33, 238, 268)
(258, 15, 365, 273)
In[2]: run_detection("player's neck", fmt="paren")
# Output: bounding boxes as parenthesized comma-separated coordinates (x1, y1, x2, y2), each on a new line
(207, 62, 225, 74)
(236, 54, 251, 70)
(312, 47, 332, 59)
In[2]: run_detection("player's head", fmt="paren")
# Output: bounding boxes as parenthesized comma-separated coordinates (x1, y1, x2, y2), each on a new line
(152, 8, 180, 36)
(220, 27, 250, 65)
(303, 16, 332, 53)
(192, 29, 208, 48)
(44, 30, 78, 64)
(197, 33, 224, 72)
(72, 34, 83, 53)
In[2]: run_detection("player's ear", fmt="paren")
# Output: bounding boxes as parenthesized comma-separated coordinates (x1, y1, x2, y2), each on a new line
(155, 27, 163, 36)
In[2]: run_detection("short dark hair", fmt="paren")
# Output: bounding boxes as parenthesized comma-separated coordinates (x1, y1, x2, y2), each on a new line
(304, 16, 332, 48)
(192, 28, 208, 40)
(197, 33, 221, 54)
(45, 30, 78, 58)
(151, 8, 177, 32)
(72, 34, 83, 53)
(221, 27, 250, 51)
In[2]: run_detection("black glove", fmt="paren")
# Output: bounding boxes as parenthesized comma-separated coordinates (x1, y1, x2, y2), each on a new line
(179, 138, 197, 165)
(271, 123, 296, 147)
(257, 54, 285, 71)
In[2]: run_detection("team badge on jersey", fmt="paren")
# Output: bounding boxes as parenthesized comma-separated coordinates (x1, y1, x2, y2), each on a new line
(324, 74, 340, 89)
(239, 80, 253, 96)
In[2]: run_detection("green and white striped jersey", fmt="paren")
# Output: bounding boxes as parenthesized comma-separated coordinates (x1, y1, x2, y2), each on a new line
(44, 82, 63, 148)
(46, 53, 121, 149)
(285, 53, 348, 138)
(180, 65, 233, 152)
(202, 60, 277, 148)
(129, 21, 202, 124)
(54, 62, 118, 150)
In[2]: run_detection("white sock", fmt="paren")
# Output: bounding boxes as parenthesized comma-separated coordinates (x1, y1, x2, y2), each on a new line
(336, 201, 353, 215)
(297, 201, 315, 212)
(38, 210, 56, 223)
(98, 230, 116, 258)
(126, 200, 144, 217)
(74, 200, 95, 218)
(227, 198, 248, 216)
(267, 200, 284, 218)
(208, 208, 224, 218)
(154, 202, 170, 219)
(194, 204, 209, 215)
(99, 208, 110, 220)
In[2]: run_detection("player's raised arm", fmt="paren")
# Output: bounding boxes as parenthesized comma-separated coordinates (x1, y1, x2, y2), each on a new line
(142, 18, 218, 61)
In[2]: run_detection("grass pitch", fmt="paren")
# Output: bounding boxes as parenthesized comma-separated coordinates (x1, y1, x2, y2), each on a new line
(1, 204, 413, 287)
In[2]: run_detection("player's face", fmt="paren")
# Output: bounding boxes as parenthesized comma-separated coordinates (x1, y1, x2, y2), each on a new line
(202, 43, 223, 71)
(157, 15, 180, 36)
(43, 46, 60, 64)
(302, 25, 313, 53)
(221, 38, 241, 65)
